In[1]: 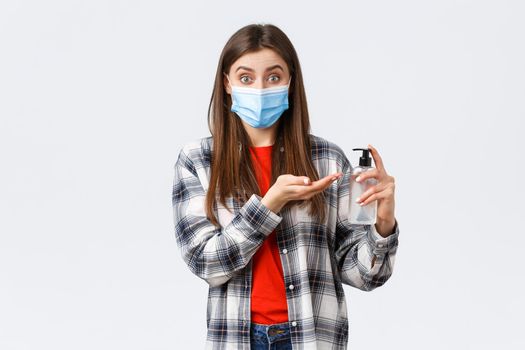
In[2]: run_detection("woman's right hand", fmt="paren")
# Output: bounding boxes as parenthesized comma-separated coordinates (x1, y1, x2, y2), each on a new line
(261, 172, 343, 213)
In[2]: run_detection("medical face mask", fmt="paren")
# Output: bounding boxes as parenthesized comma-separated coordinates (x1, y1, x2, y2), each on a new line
(225, 74, 291, 129)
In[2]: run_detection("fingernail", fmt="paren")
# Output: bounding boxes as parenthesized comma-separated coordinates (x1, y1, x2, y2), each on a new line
(356, 176, 361, 182)
(331, 177, 337, 181)
(359, 202, 365, 206)
(304, 178, 309, 185)
(355, 197, 361, 202)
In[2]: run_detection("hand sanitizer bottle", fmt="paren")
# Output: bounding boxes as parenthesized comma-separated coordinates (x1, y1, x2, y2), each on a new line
(349, 148, 378, 225)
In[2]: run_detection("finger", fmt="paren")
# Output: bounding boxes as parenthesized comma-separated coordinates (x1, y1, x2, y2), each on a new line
(289, 175, 313, 186)
(289, 172, 341, 188)
(358, 192, 382, 206)
(296, 173, 342, 196)
(367, 144, 386, 172)
(312, 173, 343, 188)
(355, 182, 386, 203)
(355, 168, 381, 183)
(360, 184, 394, 206)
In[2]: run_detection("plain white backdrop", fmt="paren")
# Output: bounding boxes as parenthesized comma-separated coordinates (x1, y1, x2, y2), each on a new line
(1, 1, 524, 349)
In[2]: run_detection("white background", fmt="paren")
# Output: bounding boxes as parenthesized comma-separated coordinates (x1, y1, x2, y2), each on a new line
(1, 1, 524, 349)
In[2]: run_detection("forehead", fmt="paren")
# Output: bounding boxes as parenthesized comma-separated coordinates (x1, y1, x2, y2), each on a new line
(229, 48, 288, 73)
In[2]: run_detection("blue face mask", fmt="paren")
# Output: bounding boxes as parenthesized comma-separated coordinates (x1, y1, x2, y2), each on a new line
(225, 74, 292, 129)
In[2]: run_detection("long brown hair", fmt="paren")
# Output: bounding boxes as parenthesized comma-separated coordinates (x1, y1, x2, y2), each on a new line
(205, 23, 326, 227)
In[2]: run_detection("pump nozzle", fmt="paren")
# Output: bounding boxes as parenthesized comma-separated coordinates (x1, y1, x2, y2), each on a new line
(352, 148, 372, 167)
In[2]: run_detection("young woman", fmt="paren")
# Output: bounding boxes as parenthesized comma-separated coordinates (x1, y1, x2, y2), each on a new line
(172, 23, 399, 350)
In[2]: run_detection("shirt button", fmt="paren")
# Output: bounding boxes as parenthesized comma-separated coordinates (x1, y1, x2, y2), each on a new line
(289, 284, 294, 290)
(291, 321, 297, 327)
(378, 243, 384, 248)
(282, 248, 288, 254)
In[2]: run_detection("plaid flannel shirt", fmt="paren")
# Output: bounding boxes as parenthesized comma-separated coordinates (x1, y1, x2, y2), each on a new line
(172, 134, 400, 350)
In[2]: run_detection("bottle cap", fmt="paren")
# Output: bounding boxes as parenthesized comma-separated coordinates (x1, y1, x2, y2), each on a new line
(352, 148, 372, 167)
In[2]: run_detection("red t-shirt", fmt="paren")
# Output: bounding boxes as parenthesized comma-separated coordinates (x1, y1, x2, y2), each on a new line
(248, 144, 289, 324)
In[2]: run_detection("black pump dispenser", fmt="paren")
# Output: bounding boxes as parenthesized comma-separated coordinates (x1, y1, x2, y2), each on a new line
(352, 148, 372, 167)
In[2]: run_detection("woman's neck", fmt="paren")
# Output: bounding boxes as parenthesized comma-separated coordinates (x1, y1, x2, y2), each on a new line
(242, 120, 279, 147)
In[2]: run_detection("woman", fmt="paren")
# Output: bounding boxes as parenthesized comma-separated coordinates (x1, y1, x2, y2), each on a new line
(172, 23, 399, 350)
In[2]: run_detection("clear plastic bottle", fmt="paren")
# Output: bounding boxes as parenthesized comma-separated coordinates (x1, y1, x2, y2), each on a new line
(349, 148, 378, 225)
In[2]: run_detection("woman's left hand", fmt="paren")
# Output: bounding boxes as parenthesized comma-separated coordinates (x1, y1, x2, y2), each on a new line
(354, 144, 396, 237)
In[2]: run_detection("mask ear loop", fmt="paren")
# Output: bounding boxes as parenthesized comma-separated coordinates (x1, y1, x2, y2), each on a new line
(284, 76, 292, 96)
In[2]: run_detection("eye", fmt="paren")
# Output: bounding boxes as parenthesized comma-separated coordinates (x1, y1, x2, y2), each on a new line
(240, 75, 252, 84)
(268, 75, 280, 82)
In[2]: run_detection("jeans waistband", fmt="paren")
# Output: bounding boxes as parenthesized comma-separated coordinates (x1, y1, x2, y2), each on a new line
(250, 321, 291, 338)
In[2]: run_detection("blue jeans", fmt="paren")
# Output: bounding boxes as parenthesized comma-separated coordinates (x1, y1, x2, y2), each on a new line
(250, 321, 293, 350)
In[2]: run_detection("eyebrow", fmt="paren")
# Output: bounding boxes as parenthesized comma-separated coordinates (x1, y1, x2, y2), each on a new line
(235, 64, 284, 73)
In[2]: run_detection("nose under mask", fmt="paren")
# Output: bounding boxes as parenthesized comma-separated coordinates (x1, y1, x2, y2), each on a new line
(226, 74, 292, 128)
